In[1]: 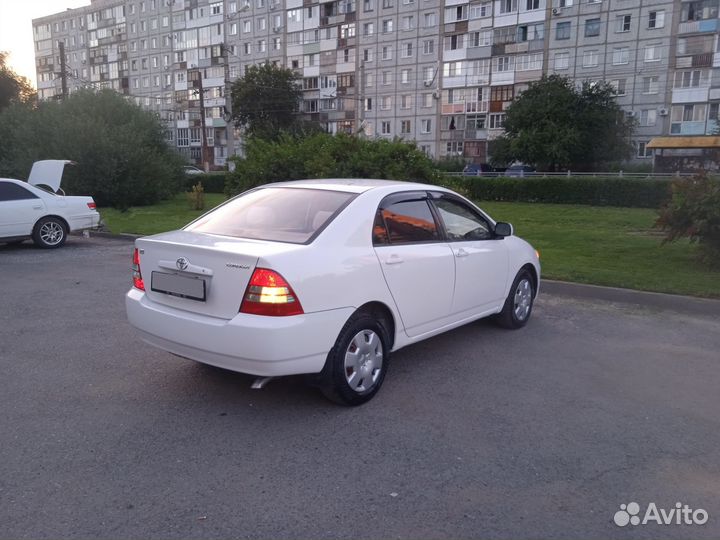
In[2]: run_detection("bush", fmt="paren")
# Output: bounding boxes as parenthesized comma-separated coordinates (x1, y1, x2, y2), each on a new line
(184, 172, 226, 193)
(226, 133, 441, 197)
(0, 89, 184, 209)
(462, 175, 672, 209)
(186, 181, 205, 210)
(656, 173, 720, 267)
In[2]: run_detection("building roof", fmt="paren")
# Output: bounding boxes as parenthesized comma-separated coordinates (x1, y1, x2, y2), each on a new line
(647, 136, 720, 149)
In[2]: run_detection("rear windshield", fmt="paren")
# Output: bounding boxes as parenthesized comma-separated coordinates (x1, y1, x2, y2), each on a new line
(185, 187, 355, 243)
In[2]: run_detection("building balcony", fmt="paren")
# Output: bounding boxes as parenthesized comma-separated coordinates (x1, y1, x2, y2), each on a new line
(672, 87, 710, 104)
(678, 18, 720, 34)
(669, 121, 706, 135)
(464, 128, 488, 140)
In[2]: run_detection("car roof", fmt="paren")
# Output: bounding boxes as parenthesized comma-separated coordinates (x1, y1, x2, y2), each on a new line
(265, 178, 448, 194)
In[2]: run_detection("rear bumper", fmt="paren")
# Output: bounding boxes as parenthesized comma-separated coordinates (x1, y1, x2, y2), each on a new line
(126, 288, 354, 376)
(68, 212, 101, 232)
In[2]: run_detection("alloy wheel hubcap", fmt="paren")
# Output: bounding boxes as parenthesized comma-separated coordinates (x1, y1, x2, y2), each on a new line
(344, 329, 383, 393)
(514, 279, 532, 321)
(40, 222, 64, 245)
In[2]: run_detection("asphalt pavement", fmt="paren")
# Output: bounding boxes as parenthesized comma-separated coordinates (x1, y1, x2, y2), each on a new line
(1, 235, 719, 540)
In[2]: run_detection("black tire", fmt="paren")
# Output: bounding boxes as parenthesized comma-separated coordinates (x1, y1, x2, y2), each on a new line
(319, 312, 390, 406)
(496, 269, 535, 329)
(32, 217, 67, 249)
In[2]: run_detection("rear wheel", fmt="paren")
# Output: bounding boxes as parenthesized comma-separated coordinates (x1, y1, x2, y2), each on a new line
(320, 312, 390, 406)
(32, 217, 67, 249)
(496, 269, 535, 329)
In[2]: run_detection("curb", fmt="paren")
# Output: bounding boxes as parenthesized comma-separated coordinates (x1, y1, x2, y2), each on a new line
(85, 232, 719, 317)
(542, 280, 720, 318)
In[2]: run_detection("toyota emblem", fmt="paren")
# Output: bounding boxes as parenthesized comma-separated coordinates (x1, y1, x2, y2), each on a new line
(176, 257, 189, 271)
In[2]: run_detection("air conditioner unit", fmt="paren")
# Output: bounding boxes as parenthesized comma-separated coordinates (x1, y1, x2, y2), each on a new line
(273, 26, 283, 32)
(432, 90, 439, 99)
(658, 107, 669, 116)
(626, 110, 637, 118)
(552, 7, 561, 15)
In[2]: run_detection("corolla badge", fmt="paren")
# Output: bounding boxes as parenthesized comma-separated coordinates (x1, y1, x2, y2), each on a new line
(176, 257, 189, 271)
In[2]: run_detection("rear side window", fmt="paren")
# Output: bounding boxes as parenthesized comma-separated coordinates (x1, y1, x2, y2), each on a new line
(185, 187, 355, 244)
(377, 199, 440, 244)
(0, 182, 39, 201)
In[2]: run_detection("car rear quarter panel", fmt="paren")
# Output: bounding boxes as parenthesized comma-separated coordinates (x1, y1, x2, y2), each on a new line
(256, 190, 402, 336)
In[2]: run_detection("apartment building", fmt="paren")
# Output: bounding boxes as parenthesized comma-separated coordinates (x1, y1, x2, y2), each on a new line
(32, 0, 720, 166)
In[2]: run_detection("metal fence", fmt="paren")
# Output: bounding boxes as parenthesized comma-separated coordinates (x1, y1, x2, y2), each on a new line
(444, 171, 695, 178)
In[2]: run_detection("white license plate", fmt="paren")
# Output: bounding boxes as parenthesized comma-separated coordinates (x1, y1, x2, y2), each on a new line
(151, 271, 206, 301)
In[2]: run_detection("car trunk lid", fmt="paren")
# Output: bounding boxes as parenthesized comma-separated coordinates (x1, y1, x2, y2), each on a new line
(136, 230, 303, 319)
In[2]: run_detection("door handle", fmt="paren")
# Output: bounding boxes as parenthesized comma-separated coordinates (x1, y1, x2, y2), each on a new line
(455, 248, 469, 258)
(33, 205, 43, 210)
(385, 255, 404, 265)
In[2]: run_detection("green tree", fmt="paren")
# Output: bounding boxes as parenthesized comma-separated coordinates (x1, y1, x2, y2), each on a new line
(226, 133, 441, 196)
(0, 52, 36, 111)
(0, 88, 184, 209)
(490, 75, 635, 171)
(230, 63, 303, 140)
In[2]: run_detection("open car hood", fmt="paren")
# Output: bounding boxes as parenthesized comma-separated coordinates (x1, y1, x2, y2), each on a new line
(28, 160, 75, 192)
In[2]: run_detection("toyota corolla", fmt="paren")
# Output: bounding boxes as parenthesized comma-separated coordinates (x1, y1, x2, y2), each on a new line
(125, 179, 540, 405)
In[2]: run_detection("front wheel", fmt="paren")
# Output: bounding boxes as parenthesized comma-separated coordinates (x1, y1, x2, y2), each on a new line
(320, 313, 390, 406)
(496, 270, 535, 329)
(32, 217, 67, 249)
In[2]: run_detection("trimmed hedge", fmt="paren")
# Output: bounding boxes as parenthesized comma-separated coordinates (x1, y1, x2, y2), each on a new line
(461, 176, 673, 209)
(184, 172, 227, 193)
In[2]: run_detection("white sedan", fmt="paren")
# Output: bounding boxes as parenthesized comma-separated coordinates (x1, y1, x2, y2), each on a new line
(126, 179, 540, 405)
(0, 160, 101, 248)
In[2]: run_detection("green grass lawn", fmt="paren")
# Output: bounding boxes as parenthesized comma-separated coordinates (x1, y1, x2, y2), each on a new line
(100, 194, 720, 298)
(100, 193, 227, 236)
(481, 202, 720, 298)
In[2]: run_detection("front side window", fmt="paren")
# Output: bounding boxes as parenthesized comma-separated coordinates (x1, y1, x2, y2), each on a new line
(433, 197, 492, 241)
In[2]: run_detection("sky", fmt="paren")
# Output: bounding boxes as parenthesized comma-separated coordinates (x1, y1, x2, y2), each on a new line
(0, 0, 90, 88)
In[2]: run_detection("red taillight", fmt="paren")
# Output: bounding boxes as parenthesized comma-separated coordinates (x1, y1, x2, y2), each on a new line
(240, 268, 303, 316)
(87, 201, 97, 210)
(132, 248, 145, 290)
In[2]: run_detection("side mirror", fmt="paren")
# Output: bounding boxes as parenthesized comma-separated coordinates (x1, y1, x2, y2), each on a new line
(494, 222, 513, 238)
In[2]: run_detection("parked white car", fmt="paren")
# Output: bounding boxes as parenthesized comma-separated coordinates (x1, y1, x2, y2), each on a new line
(126, 179, 540, 405)
(0, 160, 100, 248)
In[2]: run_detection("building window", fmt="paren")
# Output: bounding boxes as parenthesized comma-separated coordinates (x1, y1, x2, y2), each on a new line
(382, 71, 391, 85)
(642, 76, 659, 94)
(381, 121, 391, 134)
(488, 113, 505, 129)
(423, 12, 435, 27)
(499, 0, 517, 14)
(496, 57, 513, 72)
(582, 50, 599, 68)
(402, 42, 413, 57)
(421, 119, 431, 133)
(401, 69, 411, 83)
(610, 78, 626, 96)
(554, 51, 569, 70)
(644, 44, 661, 62)
(556, 21, 570, 40)
(382, 19, 393, 33)
(616, 14, 631, 33)
(400, 120, 411, 134)
(674, 70, 705, 88)
(401, 94, 412, 109)
(177, 128, 189, 146)
(584, 18, 600, 37)
(648, 10, 665, 29)
(423, 39, 434, 54)
(639, 109, 657, 127)
(445, 142, 463, 156)
(636, 142, 652, 158)
(612, 47, 629, 65)
(525, 0, 539, 10)
(363, 22, 374, 35)
(382, 46, 392, 60)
